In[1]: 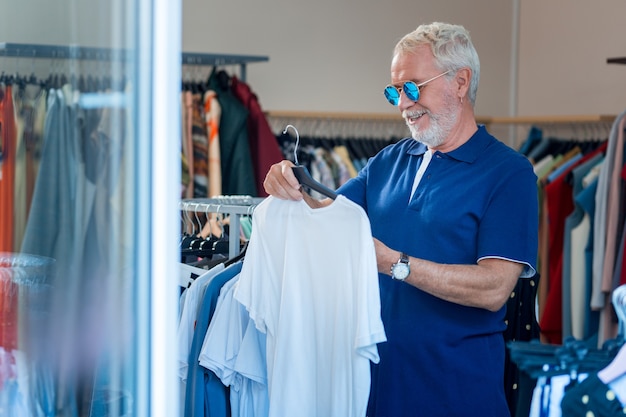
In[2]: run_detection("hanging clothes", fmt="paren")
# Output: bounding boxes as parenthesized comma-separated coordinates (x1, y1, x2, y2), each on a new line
(230, 76, 284, 198)
(203, 89, 222, 198)
(207, 69, 256, 196)
(560, 373, 626, 417)
(183, 261, 242, 417)
(567, 157, 604, 341)
(11, 82, 47, 251)
(539, 142, 607, 344)
(503, 272, 541, 417)
(516, 114, 626, 348)
(595, 112, 626, 345)
(273, 131, 395, 196)
(0, 83, 16, 252)
(199, 274, 268, 417)
(191, 91, 209, 198)
(181, 90, 194, 198)
(232, 196, 386, 417)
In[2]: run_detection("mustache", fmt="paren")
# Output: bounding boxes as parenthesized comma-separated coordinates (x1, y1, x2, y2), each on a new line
(402, 109, 428, 119)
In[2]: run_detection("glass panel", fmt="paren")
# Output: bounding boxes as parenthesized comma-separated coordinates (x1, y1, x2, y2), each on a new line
(0, 0, 181, 416)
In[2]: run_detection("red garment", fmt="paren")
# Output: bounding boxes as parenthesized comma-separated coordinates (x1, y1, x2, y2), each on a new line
(0, 85, 16, 253)
(0, 87, 18, 352)
(539, 143, 607, 344)
(230, 76, 284, 197)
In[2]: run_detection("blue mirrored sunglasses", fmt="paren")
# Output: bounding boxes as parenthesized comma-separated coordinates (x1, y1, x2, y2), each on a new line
(383, 70, 452, 106)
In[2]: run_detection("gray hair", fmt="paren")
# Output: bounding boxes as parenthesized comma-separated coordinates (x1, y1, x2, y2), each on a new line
(394, 22, 480, 106)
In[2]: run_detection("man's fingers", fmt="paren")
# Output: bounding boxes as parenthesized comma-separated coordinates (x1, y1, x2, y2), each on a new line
(263, 161, 303, 200)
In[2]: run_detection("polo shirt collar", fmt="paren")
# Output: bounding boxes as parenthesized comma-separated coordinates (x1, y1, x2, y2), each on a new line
(446, 125, 491, 163)
(406, 125, 491, 163)
(406, 140, 428, 156)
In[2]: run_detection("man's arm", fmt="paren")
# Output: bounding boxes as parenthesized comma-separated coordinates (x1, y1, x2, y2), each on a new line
(374, 238, 522, 312)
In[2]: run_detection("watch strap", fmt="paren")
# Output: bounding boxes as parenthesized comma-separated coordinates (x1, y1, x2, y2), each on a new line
(399, 252, 409, 264)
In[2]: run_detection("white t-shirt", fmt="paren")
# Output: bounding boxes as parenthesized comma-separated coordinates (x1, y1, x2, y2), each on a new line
(234, 195, 387, 417)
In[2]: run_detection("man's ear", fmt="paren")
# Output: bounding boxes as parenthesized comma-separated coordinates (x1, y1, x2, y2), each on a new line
(455, 67, 472, 99)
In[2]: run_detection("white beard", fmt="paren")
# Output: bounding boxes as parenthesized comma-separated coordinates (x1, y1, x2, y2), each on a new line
(405, 93, 460, 148)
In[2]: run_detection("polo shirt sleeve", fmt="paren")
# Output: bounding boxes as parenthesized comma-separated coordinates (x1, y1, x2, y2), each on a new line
(337, 170, 367, 210)
(477, 158, 539, 278)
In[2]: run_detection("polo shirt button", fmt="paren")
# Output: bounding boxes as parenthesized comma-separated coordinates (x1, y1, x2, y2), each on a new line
(607, 390, 616, 401)
(582, 395, 589, 404)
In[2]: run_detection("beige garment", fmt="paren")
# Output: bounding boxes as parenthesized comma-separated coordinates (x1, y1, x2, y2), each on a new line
(333, 145, 358, 178)
(533, 154, 556, 179)
(570, 207, 590, 339)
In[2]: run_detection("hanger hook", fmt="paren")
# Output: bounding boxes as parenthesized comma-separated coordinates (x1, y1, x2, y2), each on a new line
(193, 204, 202, 234)
(283, 124, 300, 165)
(181, 202, 192, 236)
(187, 203, 197, 236)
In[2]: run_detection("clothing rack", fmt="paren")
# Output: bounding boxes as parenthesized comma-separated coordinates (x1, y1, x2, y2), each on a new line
(266, 111, 617, 147)
(482, 114, 617, 128)
(0, 42, 269, 81)
(484, 114, 617, 149)
(266, 111, 412, 140)
(267, 111, 615, 129)
(179, 196, 264, 259)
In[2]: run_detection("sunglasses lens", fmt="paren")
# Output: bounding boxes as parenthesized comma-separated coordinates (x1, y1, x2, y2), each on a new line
(384, 86, 400, 106)
(403, 82, 419, 102)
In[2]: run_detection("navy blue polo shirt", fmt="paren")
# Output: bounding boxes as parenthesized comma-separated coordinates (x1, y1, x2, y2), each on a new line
(338, 125, 538, 417)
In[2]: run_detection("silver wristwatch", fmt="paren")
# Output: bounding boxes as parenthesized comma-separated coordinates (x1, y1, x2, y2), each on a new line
(391, 252, 410, 281)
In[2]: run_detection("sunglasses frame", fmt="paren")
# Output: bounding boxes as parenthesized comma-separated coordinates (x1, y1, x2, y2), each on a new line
(384, 69, 452, 106)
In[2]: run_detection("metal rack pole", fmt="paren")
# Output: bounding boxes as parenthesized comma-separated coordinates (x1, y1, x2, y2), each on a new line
(0, 42, 269, 81)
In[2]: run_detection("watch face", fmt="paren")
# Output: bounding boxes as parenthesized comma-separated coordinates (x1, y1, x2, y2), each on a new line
(392, 262, 410, 280)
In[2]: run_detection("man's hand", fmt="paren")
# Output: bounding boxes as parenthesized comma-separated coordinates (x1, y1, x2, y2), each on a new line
(263, 160, 304, 201)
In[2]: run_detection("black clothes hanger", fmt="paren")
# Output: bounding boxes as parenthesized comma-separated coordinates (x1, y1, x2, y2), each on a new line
(180, 233, 227, 258)
(224, 240, 248, 267)
(283, 124, 338, 200)
(508, 336, 618, 380)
